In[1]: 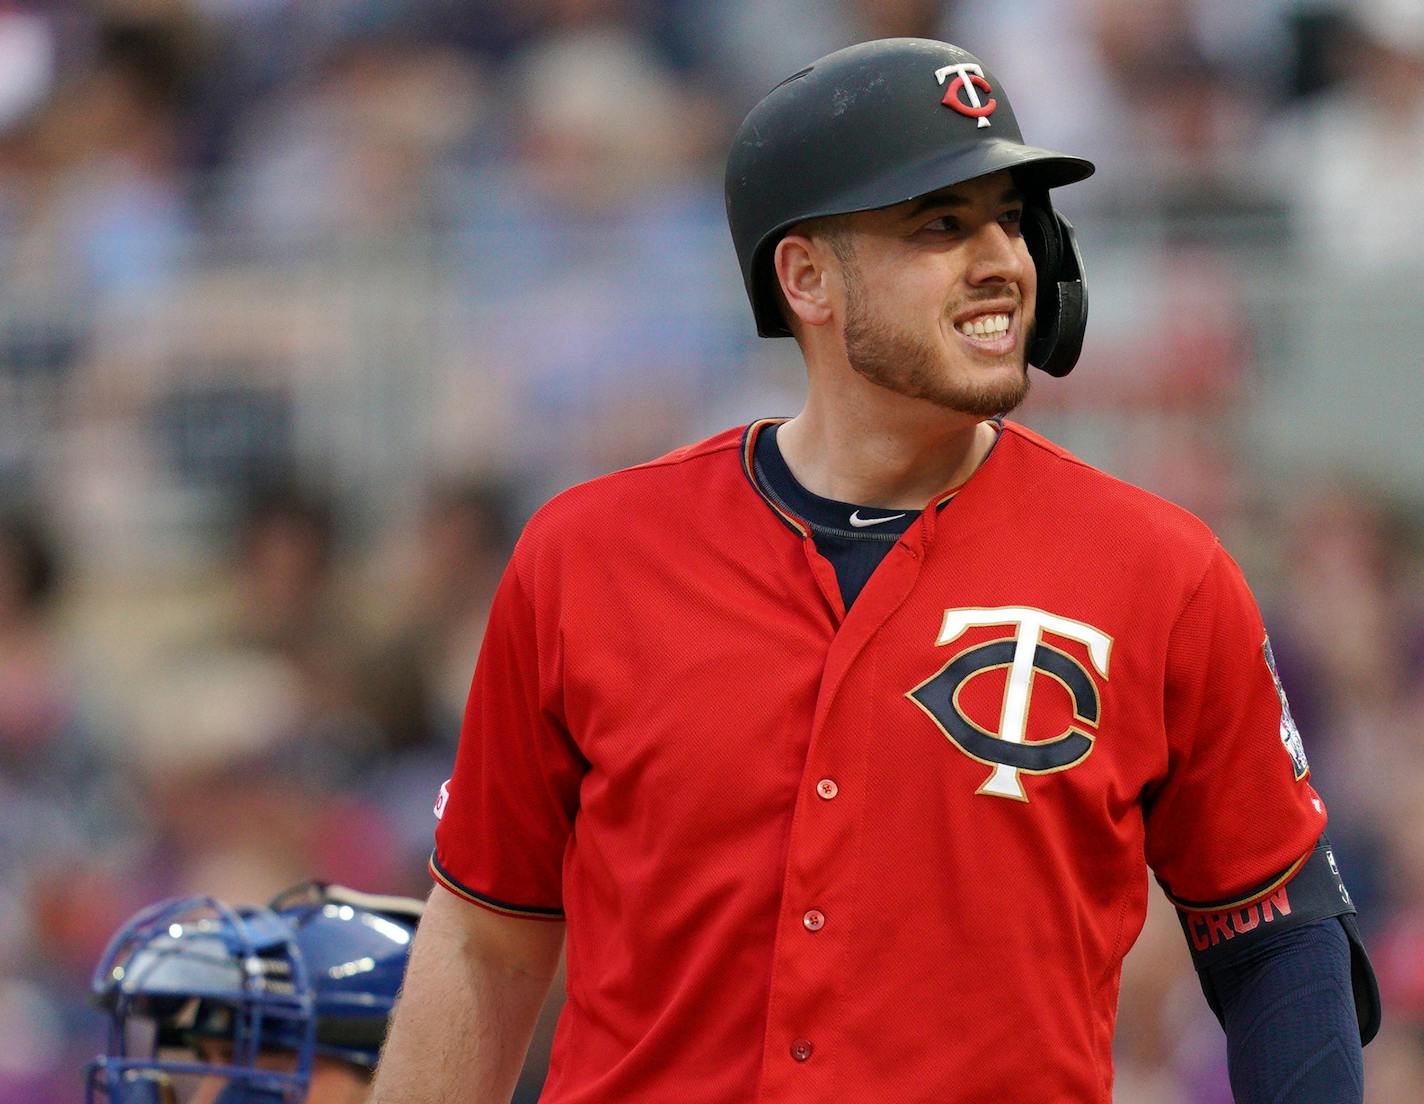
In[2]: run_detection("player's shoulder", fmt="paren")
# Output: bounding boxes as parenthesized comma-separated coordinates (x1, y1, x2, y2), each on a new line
(515, 425, 750, 553)
(999, 421, 1220, 556)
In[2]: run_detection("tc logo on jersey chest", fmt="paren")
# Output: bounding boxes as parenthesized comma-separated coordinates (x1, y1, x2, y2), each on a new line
(907, 608, 1112, 801)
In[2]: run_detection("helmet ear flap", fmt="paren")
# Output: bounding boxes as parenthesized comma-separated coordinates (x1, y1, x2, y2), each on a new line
(1024, 206, 1087, 378)
(1022, 202, 1060, 276)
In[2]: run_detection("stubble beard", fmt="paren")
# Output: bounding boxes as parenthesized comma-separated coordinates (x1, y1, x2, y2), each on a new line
(840, 268, 1031, 419)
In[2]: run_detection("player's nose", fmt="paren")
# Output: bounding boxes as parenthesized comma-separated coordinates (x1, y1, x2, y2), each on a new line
(964, 221, 1027, 288)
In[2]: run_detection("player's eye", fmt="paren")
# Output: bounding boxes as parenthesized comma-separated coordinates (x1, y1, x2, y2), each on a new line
(999, 208, 1024, 233)
(923, 215, 960, 233)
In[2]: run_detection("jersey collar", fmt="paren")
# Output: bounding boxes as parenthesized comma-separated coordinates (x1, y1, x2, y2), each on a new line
(739, 416, 1001, 538)
(741, 418, 807, 537)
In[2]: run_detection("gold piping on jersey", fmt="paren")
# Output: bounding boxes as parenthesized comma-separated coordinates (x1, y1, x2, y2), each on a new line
(429, 852, 565, 921)
(1165, 849, 1313, 915)
(740, 418, 809, 537)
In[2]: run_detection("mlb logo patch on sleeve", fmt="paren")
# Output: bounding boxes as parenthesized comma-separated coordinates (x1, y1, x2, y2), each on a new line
(1264, 637, 1309, 780)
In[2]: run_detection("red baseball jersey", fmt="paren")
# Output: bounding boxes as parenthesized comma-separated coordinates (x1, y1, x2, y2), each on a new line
(432, 419, 1326, 1103)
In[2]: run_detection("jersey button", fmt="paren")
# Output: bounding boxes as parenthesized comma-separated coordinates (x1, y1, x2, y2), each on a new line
(790, 1039, 814, 1062)
(816, 778, 838, 800)
(803, 909, 825, 932)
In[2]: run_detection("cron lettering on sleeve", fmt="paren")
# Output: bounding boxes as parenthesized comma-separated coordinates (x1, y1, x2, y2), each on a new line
(1176, 839, 1355, 969)
(1187, 886, 1293, 951)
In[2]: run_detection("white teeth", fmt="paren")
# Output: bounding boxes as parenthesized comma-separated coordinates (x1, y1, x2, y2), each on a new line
(959, 313, 1010, 338)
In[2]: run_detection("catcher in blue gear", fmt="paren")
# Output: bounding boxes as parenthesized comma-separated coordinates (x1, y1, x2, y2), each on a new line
(87, 881, 422, 1103)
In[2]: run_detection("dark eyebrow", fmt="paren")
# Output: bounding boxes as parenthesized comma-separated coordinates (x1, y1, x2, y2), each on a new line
(904, 185, 1024, 219)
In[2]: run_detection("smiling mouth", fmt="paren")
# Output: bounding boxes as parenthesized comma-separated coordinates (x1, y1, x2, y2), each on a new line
(954, 311, 1017, 355)
(957, 311, 1011, 338)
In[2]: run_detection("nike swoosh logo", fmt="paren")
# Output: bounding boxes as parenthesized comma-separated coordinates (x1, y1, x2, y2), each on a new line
(849, 510, 907, 528)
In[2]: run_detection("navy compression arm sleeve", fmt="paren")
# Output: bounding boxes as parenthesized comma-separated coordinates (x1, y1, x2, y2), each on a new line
(1209, 917, 1363, 1104)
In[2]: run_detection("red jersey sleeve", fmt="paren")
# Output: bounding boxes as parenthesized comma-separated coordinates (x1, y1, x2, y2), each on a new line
(1145, 543, 1327, 908)
(430, 548, 584, 920)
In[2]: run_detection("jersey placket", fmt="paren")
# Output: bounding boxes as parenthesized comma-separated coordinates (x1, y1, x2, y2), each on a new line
(755, 518, 936, 1098)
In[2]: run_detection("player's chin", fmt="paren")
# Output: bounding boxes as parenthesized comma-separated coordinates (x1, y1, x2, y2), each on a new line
(941, 342, 1027, 382)
(941, 360, 1030, 416)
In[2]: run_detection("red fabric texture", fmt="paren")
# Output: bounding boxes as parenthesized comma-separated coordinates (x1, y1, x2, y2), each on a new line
(433, 420, 1325, 1103)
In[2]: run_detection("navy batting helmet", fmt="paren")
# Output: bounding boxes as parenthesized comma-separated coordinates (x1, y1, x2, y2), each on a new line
(86, 882, 422, 1103)
(725, 38, 1095, 377)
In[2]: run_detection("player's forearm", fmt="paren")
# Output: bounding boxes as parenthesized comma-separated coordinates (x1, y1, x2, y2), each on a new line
(1213, 918, 1363, 1104)
(370, 887, 565, 1103)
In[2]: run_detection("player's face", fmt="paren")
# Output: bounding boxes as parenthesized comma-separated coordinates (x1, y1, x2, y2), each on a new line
(831, 169, 1037, 417)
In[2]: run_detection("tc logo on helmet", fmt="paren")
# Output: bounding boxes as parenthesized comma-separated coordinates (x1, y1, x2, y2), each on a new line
(936, 63, 997, 128)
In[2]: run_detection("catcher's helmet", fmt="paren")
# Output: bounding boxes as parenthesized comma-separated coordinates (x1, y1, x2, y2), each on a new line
(86, 882, 422, 1103)
(725, 38, 1095, 377)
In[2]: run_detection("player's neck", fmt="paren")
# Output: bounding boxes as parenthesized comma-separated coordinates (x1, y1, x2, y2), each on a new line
(775, 400, 995, 510)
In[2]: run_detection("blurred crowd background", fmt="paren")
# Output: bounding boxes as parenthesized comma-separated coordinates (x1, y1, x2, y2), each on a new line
(1, 0, 1422, 1100)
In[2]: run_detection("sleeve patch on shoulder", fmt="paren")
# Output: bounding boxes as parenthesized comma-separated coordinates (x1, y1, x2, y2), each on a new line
(1264, 636, 1309, 780)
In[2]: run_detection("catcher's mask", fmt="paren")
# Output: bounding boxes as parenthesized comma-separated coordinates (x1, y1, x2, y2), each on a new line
(86, 883, 422, 1103)
(86, 896, 313, 1104)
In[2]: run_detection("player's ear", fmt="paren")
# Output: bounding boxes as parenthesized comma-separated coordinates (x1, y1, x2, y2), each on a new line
(773, 233, 834, 330)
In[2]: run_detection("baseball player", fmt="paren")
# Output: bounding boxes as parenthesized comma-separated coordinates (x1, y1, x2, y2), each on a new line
(374, 39, 1379, 1102)
(88, 881, 422, 1103)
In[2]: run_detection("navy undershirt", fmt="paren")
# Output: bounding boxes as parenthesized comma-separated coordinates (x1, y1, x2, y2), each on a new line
(751, 420, 1366, 1100)
(752, 421, 951, 609)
